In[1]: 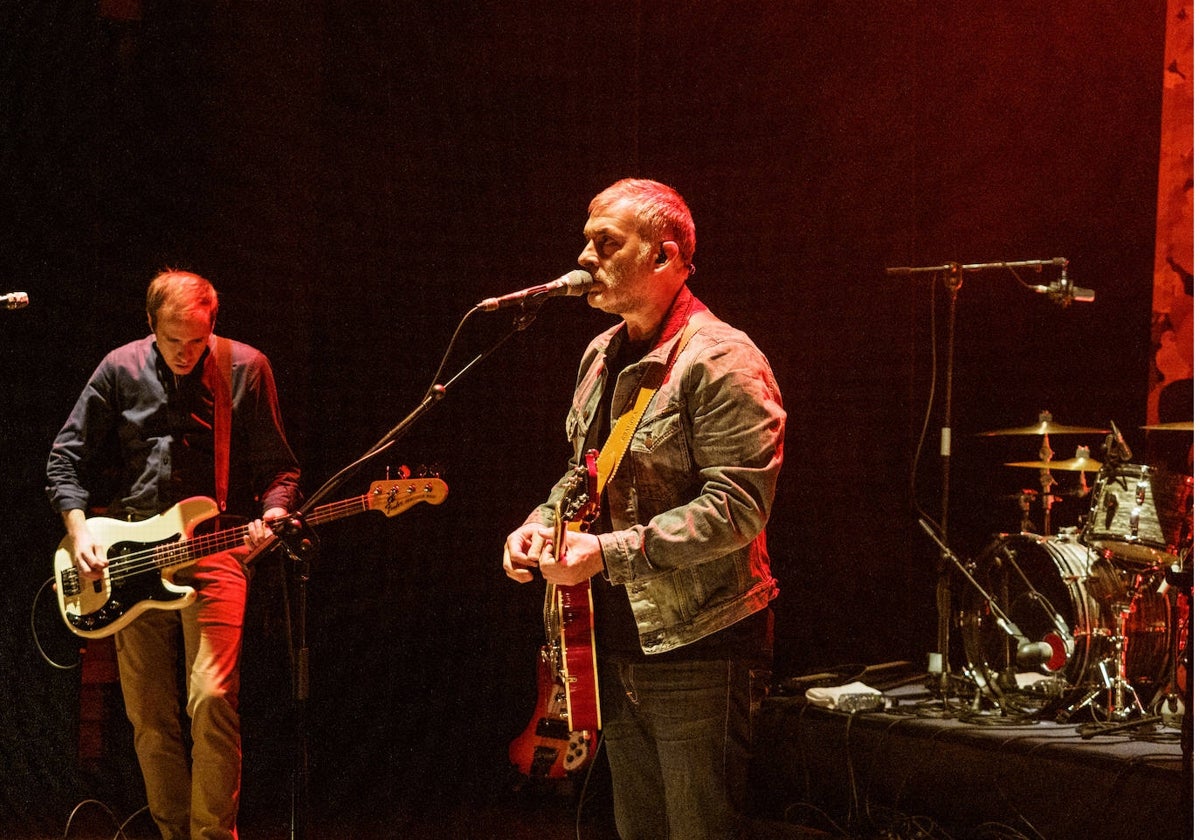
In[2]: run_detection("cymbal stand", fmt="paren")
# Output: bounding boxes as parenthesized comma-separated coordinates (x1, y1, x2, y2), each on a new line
(1164, 552, 1193, 781)
(1035, 434, 1057, 536)
(1059, 585, 1145, 722)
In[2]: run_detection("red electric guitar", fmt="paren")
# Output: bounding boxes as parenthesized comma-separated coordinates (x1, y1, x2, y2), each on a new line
(509, 450, 601, 779)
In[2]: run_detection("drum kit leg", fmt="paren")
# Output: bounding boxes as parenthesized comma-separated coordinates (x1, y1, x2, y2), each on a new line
(947, 414, 1193, 723)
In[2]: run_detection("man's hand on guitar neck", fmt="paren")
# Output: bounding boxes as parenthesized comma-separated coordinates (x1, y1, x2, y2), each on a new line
(241, 506, 292, 565)
(502, 523, 604, 586)
(246, 507, 289, 548)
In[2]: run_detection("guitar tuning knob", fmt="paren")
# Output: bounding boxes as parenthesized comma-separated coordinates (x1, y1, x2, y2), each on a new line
(393, 464, 411, 479)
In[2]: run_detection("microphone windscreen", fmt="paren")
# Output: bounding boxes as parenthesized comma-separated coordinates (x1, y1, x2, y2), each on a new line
(561, 269, 594, 294)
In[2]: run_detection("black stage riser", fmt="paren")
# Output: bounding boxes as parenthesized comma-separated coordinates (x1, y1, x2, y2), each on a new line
(752, 698, 1190, 840)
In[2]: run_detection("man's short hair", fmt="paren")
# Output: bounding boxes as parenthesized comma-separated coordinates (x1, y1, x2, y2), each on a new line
(590, 178, 696, 265)
(146, 270, 219, 330)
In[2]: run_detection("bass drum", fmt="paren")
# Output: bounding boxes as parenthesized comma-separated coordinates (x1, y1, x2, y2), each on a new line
(960, 533, 1171, 717)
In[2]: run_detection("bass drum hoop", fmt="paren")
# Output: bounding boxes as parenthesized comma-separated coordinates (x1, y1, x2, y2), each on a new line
(960, 533, 1108, 717)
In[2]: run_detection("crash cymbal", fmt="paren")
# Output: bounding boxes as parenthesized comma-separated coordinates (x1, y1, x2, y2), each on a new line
(980, 421, 1109, 436)
(1141, 421, 1194, 431)
(977, 411, 1108, 437)
(1005, 457, 1104, 472)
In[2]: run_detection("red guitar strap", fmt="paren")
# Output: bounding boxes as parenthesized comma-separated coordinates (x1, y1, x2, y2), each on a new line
(212, 336, 232, 513)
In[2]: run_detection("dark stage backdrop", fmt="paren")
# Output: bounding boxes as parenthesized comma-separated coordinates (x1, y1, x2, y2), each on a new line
(0, 1, 1171, 833)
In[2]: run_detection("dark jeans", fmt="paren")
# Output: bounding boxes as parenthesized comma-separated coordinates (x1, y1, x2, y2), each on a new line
(599, 657, 761, 840)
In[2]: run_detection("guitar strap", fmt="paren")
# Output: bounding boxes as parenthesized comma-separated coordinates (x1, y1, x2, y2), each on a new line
(212, 336, 233, 513)
(593, 314, 703, 494)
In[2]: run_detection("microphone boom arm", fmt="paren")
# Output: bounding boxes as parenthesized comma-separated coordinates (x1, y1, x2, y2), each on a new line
(919, 520, 1025, 641)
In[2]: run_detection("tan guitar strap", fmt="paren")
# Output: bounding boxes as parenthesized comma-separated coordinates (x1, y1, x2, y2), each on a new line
(212, 337, 233, 513)
(593, 316, 702, 493)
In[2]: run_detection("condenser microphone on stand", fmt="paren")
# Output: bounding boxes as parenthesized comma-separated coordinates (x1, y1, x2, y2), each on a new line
(1030, 261, 1094, 307)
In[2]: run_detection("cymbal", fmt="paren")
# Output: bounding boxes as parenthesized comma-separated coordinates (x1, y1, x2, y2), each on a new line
(1141, 421, 1194, 431)
(979, 421, 1108, 436)
(1005, 457, 1104, 472)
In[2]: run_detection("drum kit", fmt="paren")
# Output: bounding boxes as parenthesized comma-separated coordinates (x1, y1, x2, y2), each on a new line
(957, 411, 1194, 722)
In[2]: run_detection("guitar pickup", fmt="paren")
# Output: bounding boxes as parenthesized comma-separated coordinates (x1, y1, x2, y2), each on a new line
(535, 718, 570, 739)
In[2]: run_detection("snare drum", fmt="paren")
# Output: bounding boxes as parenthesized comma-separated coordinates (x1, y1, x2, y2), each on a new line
(1081, 464, 1193, 568)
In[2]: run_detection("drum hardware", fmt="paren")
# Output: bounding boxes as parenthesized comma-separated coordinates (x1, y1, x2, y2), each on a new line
(959, 533, 1178, 721)
(1035, 463, 1056, 538)
(1068, 559, 1160, 722)
(1155, 553, 1192, 731)
(919, 520, 1065, 713)
(1003, 441, 1097, 536)
(1004, 489, 1041, 534)
(1058, 598, 1146, 722)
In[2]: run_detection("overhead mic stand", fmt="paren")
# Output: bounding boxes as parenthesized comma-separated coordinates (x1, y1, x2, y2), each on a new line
(887, 257, 1087, 704)
(270, 292, 557, 840)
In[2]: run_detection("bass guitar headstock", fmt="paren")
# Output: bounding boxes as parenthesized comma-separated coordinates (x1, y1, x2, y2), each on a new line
(366, 477, 448, 517)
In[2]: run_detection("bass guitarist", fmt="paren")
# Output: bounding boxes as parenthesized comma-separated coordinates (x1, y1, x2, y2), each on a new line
(46, 269, 302, 840)
(503, 179, 786, 840)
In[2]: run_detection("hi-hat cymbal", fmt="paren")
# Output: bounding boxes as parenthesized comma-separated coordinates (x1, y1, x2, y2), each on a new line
(1005, 457, 1104, 472)
(1141, 421, 1194, 431)
(979, 420, 1108, 436)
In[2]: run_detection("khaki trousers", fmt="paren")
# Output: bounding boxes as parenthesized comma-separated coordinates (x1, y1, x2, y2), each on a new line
(115, 550, 248, 840)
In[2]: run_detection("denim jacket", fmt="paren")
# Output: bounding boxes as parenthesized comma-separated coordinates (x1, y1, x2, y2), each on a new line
(530, 287, 785, 655)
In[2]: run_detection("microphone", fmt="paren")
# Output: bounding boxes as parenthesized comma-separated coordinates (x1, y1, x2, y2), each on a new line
(475, 270, 594, 311)
(1, 291, 29, 310)
(1031, 262, 1094, 307)
(1109, 421, 1133, 462)
(1015, 640, 1054, 669)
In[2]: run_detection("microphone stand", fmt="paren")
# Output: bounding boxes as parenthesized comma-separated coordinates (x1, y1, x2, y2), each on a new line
(274, 294, 553, 840)
(886, 257, 1074, 703)
(917, 519, 1032, 710)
